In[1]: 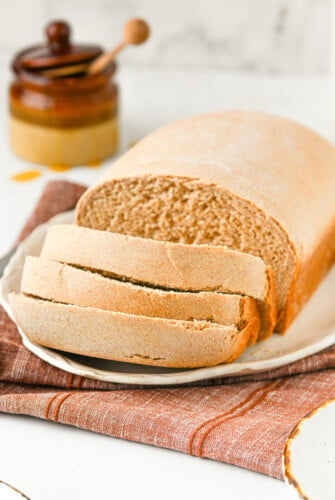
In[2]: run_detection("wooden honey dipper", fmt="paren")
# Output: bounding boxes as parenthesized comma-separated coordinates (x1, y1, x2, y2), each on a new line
(88, 18, 150, 75)
(39, 18, 150, 78)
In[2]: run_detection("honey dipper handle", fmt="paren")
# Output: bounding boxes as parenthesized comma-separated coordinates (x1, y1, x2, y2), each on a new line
(88, 41, 126, 75)
(88, 18, 150, 75)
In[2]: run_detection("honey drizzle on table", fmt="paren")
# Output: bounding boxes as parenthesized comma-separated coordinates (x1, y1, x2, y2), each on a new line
(10, 160, 102, 182)
(10, 170, 41, 182)
(47, 164, 71, 172)
(86, 160, 102, 168)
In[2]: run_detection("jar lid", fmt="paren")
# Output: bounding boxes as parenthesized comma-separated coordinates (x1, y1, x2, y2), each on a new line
(14, 20, 102, 72)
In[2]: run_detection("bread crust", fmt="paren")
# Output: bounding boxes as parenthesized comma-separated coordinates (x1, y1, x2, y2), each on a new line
(9, 293, 259, 368)
(41, 224, 276, 338)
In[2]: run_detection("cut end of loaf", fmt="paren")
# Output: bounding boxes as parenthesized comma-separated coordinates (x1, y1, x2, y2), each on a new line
(76, 174, 297, 332)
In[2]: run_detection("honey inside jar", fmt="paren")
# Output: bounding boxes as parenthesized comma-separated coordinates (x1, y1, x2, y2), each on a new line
(9, 21, 118, 166)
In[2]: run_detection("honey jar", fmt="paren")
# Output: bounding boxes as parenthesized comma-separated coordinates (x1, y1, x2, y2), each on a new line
(9, 21, 118, 166)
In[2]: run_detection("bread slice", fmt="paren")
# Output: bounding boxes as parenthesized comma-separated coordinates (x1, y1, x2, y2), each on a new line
(9, 293, 259, 368)
(41, 224, 276, 338)
(75, 111, 335, 333)
(22, 256, 260, 329)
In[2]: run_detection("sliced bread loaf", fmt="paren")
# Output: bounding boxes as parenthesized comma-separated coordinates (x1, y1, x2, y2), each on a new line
(9, 293, 259, 368)
(75, 111, 335, 332)
(41, 224, 276, 338)
(22, 256, 259, 329)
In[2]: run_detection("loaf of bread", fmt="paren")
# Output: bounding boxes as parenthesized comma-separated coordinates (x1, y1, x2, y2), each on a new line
(22, 256, 260, 328)
(75, 111, 335, 333)
(41, 224, 276, 338)
(9, 293, 259, 368)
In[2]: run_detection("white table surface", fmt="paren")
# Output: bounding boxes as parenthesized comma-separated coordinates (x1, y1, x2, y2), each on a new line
(0, 63, 332, 499)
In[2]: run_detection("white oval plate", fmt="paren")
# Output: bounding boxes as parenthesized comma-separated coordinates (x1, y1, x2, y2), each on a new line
(283, 399, 335, 499)
(1, 210, 335, 386)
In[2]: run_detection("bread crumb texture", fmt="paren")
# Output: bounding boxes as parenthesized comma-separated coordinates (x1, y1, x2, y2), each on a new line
(77, 176, 293, 319)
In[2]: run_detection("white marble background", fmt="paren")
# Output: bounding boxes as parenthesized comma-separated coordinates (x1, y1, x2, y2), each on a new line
(0, 0, 331, 73)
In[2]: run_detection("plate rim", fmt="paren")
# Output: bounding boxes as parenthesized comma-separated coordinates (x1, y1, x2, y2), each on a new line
(1, 210, 335, 386)
(283, 398, 335, 500)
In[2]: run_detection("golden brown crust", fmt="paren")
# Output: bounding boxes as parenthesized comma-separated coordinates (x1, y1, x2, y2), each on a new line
(282, 217, 335, 330)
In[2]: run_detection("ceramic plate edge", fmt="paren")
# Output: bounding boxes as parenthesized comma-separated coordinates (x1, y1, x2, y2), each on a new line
(282, 398, 335, 500)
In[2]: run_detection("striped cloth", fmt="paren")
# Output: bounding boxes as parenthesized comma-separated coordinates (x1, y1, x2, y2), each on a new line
(1, 180, 334, 479)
